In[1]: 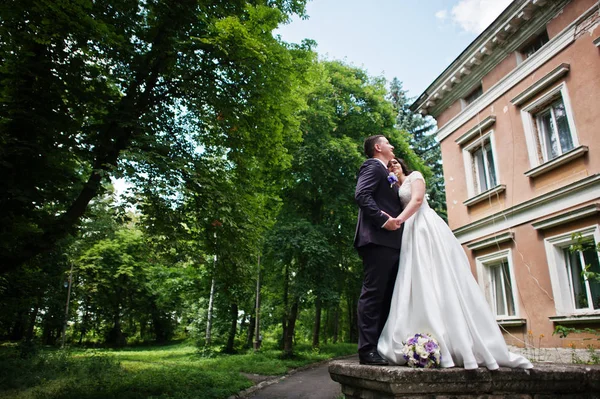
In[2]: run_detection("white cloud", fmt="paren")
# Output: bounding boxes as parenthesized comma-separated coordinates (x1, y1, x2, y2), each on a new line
(435, 9, 448, 21)
(448, 0, 513, 34)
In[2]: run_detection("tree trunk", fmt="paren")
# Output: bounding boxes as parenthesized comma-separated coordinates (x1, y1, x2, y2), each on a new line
(348, 293, 358, 343)
(312, 298, 321, 349)
(25, 304, 39, 342)
(280, 262, 289, 350)
(224, 303, 238, 353)
(247, 315, 255, 349)
(253, 254, 261, 351)
(205, 267, 216, 345)
(333, 304, 339, 344)
(283, 299, 299, 358)
(107, 312, 126, 347)
(323, 306, 330, 345)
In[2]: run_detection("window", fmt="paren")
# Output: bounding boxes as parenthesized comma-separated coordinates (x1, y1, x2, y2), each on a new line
(520, 29, 549, 59)
(464, 84, 483, 106)
(534, 97, 574, 162)
(564, 241, 600, 311)
(462, 131, 499, 197)
(471, 139, 497, 193)
(545, 226, 600, 315)
(476, 250, 519, 319)
(520, 83, 579, 169)
(489, 259, 516, 317)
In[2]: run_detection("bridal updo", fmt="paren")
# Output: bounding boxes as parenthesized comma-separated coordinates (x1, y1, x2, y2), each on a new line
(388, 157, 413, 176)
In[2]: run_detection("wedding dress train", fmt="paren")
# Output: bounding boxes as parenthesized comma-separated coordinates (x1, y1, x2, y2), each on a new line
(377, 172, 532, 370)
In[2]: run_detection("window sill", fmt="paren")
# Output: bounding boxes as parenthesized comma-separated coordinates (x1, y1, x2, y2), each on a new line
(497, 318, 527, 327)
(463, 184, 506, 207)
(549, 314, 600, 325)
(524, 145, 588, 178)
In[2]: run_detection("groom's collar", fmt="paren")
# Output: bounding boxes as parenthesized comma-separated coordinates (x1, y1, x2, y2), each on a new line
(373, 158, 388, 170)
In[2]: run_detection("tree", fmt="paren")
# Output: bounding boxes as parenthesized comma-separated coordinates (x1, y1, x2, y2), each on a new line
(265, 60, 426, 355)
(0, 0, 309, 272)
(389, 78, 447, 220)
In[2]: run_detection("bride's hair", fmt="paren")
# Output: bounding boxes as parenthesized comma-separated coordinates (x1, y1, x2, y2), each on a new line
(389, 157, 413, 176)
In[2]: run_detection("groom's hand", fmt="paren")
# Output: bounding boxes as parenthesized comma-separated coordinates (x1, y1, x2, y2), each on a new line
(382, 217, 401, 231)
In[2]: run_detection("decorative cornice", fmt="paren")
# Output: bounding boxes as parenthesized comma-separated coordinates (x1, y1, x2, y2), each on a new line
(524, 145, 588, 178)
(453, 174, 600, 243)
(510, 63, 570, 106)
(434, 14, 579, 142)
(411, 0, 570, 116)
(467, 231, 514, 250)
(463, 184, 506, 207)
(455, 116, 496, 145)
(532, 203, 600, 230)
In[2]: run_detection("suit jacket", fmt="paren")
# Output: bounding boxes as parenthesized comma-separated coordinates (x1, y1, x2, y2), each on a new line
(353, 158, 403, 249)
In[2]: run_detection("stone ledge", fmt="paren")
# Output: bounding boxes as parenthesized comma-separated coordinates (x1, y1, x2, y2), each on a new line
(329, 359, 600, 398)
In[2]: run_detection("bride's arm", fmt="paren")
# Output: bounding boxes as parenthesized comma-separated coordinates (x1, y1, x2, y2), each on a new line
(396, 178, 426, 224)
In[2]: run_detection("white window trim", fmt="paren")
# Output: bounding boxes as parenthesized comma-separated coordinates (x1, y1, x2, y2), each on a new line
(462, 130, 501, 199)
(544, 225, 600, 316)
(520, 82, 579, 169)
(476, 249, 521, 320)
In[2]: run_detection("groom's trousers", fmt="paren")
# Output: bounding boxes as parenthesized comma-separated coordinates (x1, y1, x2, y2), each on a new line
(356, 244, 400, 354)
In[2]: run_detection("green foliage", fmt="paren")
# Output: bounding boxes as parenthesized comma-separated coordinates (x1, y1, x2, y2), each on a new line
(0, 0, 310, 271)
(0, 341, 355, 398)
(569, 233, 600, 284)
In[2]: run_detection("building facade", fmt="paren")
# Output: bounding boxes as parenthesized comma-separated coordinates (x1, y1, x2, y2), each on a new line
(412, 0, 600, 348)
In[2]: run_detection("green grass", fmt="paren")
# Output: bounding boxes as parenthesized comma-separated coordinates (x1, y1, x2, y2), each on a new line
(0, 341, 356, 399)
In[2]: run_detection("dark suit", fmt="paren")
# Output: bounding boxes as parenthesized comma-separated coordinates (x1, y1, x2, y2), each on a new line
(354, 158, 403, 354)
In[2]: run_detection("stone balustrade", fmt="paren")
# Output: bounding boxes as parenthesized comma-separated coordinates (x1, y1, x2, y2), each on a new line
(329, 359, 600, 398)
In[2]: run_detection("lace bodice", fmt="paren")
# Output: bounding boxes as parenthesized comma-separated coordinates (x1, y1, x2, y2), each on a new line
(398, 171, 426, 206)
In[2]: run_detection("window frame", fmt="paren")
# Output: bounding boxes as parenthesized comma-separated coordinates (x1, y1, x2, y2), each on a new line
(544, 225, 600, 316)
(520, 83, 579, 169)
(462, 130, 500, 198)
(476, 249, 521, 320)
(518, 29, 550, 62)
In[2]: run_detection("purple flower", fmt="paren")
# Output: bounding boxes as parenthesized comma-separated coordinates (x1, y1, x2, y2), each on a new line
(387, 172, 398, 187)
(424, 341, 438, 352)
(407, 337, 417, 345)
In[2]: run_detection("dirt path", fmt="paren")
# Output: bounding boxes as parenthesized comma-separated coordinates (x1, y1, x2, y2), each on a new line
(240, 355, 358, 399)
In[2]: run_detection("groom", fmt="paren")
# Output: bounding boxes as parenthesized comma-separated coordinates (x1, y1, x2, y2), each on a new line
(354, 135, 403, 365)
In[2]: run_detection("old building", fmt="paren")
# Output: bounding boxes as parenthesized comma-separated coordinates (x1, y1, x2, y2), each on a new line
(411, 0, 600, 347)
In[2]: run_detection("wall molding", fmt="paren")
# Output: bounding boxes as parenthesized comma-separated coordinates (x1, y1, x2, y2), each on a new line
(455, 115, 496, 145)
(510, 63, 570, 106)
(453, 174, 600, 244)
(467, 231, 515, 251)
(532, 203, 600, 230)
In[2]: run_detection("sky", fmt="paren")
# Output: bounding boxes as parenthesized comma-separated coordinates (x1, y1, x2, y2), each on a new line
(275, 0, 513, 98)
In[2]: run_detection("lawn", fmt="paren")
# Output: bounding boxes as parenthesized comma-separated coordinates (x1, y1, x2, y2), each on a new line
(0, 341, 356, 399)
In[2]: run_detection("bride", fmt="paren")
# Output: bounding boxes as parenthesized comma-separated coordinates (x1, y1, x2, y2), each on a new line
(377, 158, 533, 370)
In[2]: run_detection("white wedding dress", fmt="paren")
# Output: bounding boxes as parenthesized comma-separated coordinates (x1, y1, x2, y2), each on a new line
(377, 172, 532, 370)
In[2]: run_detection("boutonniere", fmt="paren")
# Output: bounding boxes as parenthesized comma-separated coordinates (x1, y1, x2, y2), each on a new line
(387, 172, 398, 188)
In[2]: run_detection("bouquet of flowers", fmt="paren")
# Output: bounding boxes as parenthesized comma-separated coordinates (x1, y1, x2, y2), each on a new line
(402, 333, 442, 368)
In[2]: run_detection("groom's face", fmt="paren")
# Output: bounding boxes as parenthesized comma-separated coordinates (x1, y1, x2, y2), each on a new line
(375, 137, 395, 161)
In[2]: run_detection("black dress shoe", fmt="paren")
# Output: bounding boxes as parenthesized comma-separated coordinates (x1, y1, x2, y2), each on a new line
(359, 351, 389, 365)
